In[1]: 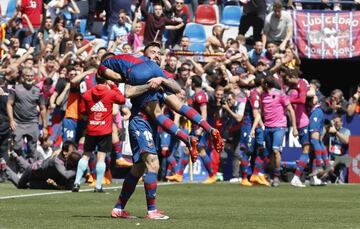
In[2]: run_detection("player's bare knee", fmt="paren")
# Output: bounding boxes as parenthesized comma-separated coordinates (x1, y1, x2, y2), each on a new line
(143, 154, 159, 172)
(303, 144, 311, 153)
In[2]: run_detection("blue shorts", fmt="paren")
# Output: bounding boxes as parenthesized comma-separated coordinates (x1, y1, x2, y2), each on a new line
(160, 131, 171, 149)
(264, 127, 286, 153)
(298, 126, 310, 146)
(309, 107, 324, 135)
(239, 124, 264, 152)
(62, 118, 85, 142)
(129, 116, 158, 164)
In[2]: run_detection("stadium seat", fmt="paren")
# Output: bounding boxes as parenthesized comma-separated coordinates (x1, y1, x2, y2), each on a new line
(189, 42, 206, 52)
(183, 23, 206, 43)
(221, 5, 242, 27)
(6, 0, 16, 18)
(194, 4, 217, 25)
(76, 0, 89, 19)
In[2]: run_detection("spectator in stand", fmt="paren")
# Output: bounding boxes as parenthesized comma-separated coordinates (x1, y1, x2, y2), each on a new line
(108, 9, 132, 53)
(164, 0, 188, 48)
(40, 17, 54, 41)
(177, 36, 190, 51)
(38, 54, 59, 83)
(264, 41, 279, 66)
(262, 0, 293, 52)
(141, 1, 184, 45)
(281, 47, 301, 69)
(206, 25, 229, 53)
(7, 67, 48, 161)
(238, 0, 267, 43)
(48, 15, 69, 44)
(347, 83, 360, 117)
(19, 0, 42, 29)
(323, 115, 351, 183)
(248, 41, 266, 66)
(45, 0, 80, 22)
(163, 54, 179, 79)
(176, 64, 192, 91)
(321, 89, 348, 115)
(8, 37, 27, 57)
(128, 8, 144, 54)
(105, 0, 132, 38)
(18, 0, 42, 48)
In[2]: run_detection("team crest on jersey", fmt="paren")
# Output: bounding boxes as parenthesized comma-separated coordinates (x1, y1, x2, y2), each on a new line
(90, 101, 107, 112)
(313, 117, 318, 122)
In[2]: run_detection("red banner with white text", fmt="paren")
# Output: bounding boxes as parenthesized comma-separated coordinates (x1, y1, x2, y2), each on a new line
(292, 10, 360, 59)
(349, 136, 360, 183)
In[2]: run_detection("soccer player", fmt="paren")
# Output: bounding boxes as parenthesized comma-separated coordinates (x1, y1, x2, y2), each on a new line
(72, 76, 126, 192)
(244, 79, 270, 186)
(190, 75, 217, 184)
(283, 69, 311, 187)
(98, 42, 224, 161)
(252, 76, 298, 187)
(307, 93, 330, 179)
(111, 78, 170, 220)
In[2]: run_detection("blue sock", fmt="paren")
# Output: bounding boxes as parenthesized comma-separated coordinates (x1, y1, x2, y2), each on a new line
(295, 153, 309, 177)
(144, 172, 158, 211)
(200, 154, 214, 177)
(74, 158, 88, 185)
(95, 161, 106, 189)
(240, 151, 249, 179)
(115, 173, 139, 209)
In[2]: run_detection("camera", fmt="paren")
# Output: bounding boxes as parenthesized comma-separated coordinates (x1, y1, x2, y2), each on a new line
(221, 97, 227, 105)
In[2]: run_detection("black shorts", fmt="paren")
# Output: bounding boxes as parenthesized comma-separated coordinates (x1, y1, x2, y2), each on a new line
(84, 134, 112, 153)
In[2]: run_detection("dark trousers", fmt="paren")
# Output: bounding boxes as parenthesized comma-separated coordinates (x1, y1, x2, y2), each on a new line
(238, 13, 264, 43)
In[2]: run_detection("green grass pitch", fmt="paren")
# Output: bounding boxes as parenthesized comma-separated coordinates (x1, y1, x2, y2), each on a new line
(0, 182, 360, 229)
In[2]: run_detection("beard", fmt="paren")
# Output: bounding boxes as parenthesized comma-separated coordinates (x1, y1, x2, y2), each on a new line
(23, 81, 33, 90)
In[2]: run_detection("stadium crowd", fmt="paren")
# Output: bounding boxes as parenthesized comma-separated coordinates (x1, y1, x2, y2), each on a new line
(0, 0, 359, 194)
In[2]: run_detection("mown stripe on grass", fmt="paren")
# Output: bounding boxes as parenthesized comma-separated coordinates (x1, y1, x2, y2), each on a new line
(0, 182, 177, 200)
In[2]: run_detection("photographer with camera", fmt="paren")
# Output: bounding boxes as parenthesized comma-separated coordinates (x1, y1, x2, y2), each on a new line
(220, 90, 246, 183)
(323, 115, 351, 183)
(347, 83, 360, 117)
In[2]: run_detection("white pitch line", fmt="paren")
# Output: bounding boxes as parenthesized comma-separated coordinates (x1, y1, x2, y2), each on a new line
(0, 182, 177, 200)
